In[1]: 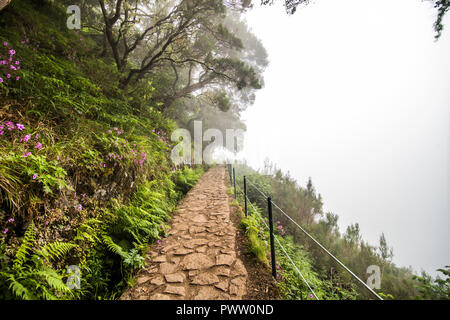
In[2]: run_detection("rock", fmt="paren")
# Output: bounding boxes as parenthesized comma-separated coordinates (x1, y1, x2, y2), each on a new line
(215, 281, 229, 292)
(215, 266, 231, 277)
(191, 273, 220, 285)
(173, 248, 193, 255)
(216, 254, 235, 266)
(150, 277, 165, 286)
(165, 273, 184, 283)
(150, 293, 171, 300)
(193, 286, 220, 300)
(137, 276, 151, 284)
(181, 253, 215, 270)
(195, 246, 207, 253)
(152, 256, 167, 263)
(231, 260, 248, 277)
(159, 263, 177, 274)
(164, 285, 185, 296)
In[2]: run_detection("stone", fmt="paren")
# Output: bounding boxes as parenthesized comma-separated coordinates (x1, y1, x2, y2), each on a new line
(193, 286, 220, 300)
(137, 276, 151, 285)
(159, 263, 177, 274)
(216, 254, 235, 266)
(165, 273, 184, 283)
(164, 285, 185, 296)
(173, 248, 193, 255)
(215, 281, 229, 292)
(215, 266, 231, 277)
(152, 256, 166, 263)
(231, 260, 248, 277)
(150, 277, 165, 286)
(150, 293, 171, 300)
(181, 253, 215, 270)
(195, 246, 207, 253)
(192, 215, 208, 223)
(191, 273, 220, 285)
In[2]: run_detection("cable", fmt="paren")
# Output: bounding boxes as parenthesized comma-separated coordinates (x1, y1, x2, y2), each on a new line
(246, 178, 383, 300)
(235, 183, 319, 300)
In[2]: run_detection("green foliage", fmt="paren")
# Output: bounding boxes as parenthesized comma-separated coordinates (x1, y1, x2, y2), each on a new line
(0, 221, 77, 300)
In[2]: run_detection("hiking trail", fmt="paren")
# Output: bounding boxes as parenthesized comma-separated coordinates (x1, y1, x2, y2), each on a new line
(120, 166, 250, 300)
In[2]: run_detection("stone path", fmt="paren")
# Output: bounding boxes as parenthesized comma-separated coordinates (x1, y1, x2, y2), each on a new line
(120, 166, 248, 300)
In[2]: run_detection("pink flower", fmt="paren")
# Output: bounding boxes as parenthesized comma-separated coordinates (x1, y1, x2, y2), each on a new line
(16, 123, 24, 130)
(35, 142, 42, 150)
(23, 134, 31, 142)
(309, 294, 313, 299)
(23, 151, 31, 158)
(76, 204, 82, 211)
(15, 76, 20, 81)
(113, 127, 118, 131)
(2, 228, 8, 234)
(35, 134, 38, 140)
(15, 61, 19, 65)
(0, 131, 3, 135)
(32, 174, 37, 180)
(3, 41, 7, 46)
(45, 221, 49, 226)
(7, 74, 11, 79)
(9, 49, 15, 56)
(0, 78, 3, 83)
(7, 218, 14, 223)
(117, 130, 123, 135)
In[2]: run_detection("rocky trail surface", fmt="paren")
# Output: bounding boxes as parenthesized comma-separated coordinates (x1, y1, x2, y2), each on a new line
(120, 166, 252, 300)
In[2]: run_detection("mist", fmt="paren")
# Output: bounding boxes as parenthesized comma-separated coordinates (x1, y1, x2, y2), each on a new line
(238, 0, 450, 275)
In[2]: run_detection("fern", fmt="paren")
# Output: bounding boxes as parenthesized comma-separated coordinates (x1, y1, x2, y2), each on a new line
(13, 221, 36, 269)
(35, 242, 77, 263)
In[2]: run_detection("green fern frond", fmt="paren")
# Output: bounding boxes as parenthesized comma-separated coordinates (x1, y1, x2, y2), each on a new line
(35, 241, 77, 263)
(7, 274, 33, 300)
(13, 221, 36, 269)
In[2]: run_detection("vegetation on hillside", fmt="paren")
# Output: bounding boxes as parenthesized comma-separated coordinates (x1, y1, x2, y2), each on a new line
(232, 161, 450, 300)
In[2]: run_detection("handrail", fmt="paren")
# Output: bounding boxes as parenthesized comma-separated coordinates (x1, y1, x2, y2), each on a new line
(229, 166, 383, 300)
(236, 184, 319, 300)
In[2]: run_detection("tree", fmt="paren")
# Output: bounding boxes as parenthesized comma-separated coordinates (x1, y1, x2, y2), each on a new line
(260, 0, 449, 39)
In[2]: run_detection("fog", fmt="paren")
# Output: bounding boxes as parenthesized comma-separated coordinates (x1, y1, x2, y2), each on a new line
(238, 0, 450, 275)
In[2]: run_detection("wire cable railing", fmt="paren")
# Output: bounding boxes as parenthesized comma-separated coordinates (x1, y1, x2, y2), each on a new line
(227, 164, 383, 300)
(235, 183, 320, 300)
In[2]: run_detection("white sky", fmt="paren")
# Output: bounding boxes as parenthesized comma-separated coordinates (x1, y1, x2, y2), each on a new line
(239, 0, 450, 276)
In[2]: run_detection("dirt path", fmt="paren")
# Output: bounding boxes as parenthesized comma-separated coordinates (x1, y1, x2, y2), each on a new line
(120, 166, 250, 300)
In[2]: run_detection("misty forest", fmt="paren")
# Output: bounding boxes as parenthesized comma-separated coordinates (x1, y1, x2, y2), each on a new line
(0, 0, 448, 301)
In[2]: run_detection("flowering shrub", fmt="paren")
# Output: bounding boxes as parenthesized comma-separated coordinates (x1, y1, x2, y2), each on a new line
(0, 41, 21, 86)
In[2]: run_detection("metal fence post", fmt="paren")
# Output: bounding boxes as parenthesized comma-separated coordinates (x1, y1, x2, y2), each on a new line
(233, 167, 237, 199)
(267, 197, 276, 279)
(244, 176, 248, 217)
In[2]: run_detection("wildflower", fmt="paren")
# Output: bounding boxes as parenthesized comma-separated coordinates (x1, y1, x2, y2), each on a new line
(76, 204, 82, 211)
(32, 174, 37, 180)
(108, 130, 112, 134)
(0, 78, 3, 83)
(2, 228, 8, 234)
(10, 65, 16, 70)
(23, 151, 31, 158)
(7, 218, 14, 223)
(16, 76, 19, 81)
(82, 193, 86, 197)
(276, 265, 281, 270)
(309, 294, 313, 299)
(23, 134, 31, 142)
(0, 131, 3, 135)
(16, 123, 24, 130)
(9, 49, 15, 56)
(3, 41, 7, 46)
(35, 142, 42, 150)
(6, 74, 10, 79)
(117, 130, 123, 135)
(57, 156, 60, 161)
(113, 127, 118, 131)
(45, 221, 49, 226)
(35, 134, 38, 140)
